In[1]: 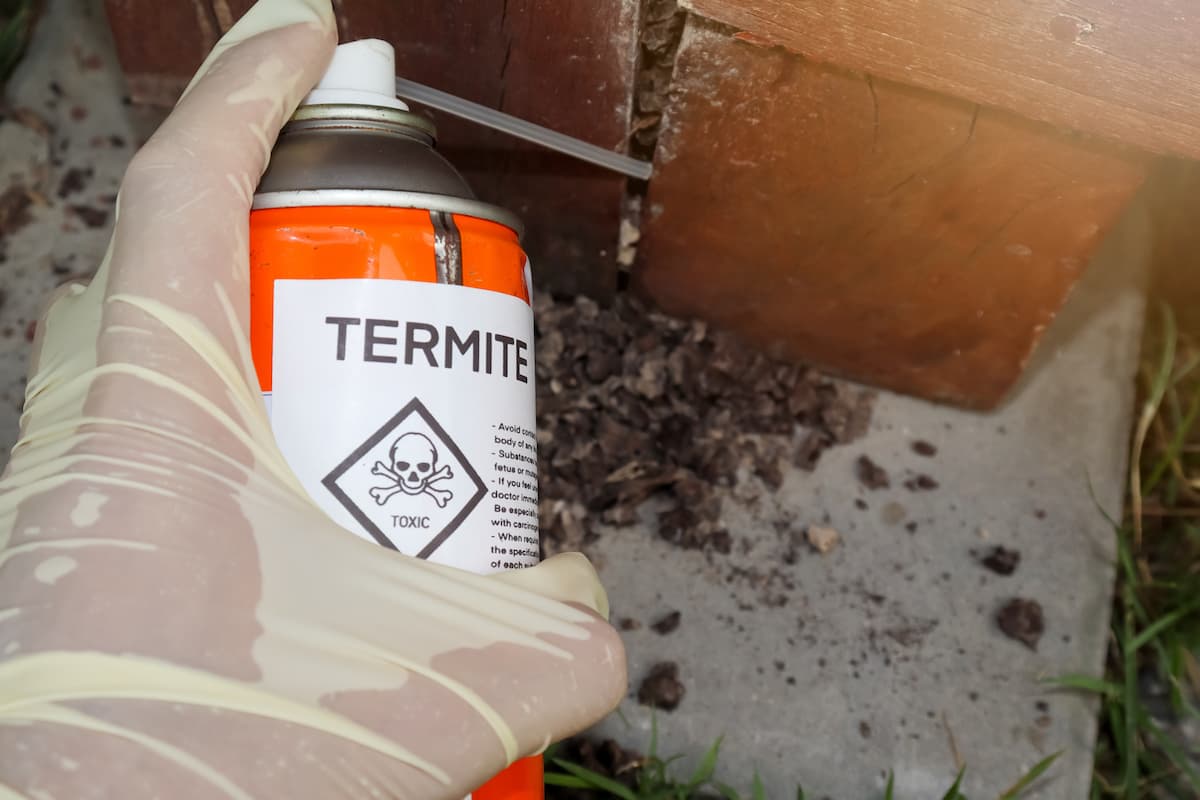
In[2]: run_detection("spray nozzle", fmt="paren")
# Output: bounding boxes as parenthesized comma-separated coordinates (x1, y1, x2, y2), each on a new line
(303, 39, 408, 111)
(306, 40, 654, 180)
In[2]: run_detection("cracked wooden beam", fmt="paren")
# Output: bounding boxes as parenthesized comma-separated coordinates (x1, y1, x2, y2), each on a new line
(683, 0, 1200, 160)
(634, 17, 1146, 408)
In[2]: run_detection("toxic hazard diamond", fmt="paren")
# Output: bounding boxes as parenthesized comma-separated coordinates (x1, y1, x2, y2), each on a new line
(369, 432, 454, 508)
(322, 398, 486, 558)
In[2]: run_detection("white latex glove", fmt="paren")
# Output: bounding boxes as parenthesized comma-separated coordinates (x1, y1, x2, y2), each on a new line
(0, 2, 626, 797)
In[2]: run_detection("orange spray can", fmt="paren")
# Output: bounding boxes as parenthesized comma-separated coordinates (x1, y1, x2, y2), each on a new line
(249, 40, 542, 800)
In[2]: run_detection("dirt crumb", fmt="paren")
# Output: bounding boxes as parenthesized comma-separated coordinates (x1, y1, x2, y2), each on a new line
(0, 185, 35, 238)
(884, 619, 939, 648)
(912, 440, 938, 457)
(903, 474, 939, 491)
(545, 738, 642, 799)
(881, 502, 907, 525)
(650, 610, 681, 635)
(617, 617, 641, 632)
(69, 205, 108, 228)
(56, 167, 93, 199)
(806, 525, 841, 554)
(535, 294, 874, 557)
(997, 597, 1044, 650)
(637, 661, 685, 711)
(980, 545, 1021, 576)
(859, 720, 872, 739)
(855, 455, 889, 489)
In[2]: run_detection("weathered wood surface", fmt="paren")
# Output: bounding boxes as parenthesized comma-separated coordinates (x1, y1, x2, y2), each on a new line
(103, 0, 639, 298)
(635, 18, 1147, 408)
(684, 0, 1200, 160)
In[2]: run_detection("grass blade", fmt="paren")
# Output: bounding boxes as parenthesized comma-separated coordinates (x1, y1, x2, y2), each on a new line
(751, 772, 766, 800)
(1043, 674, 1121, 698)
(0, 4, 31, 84)
(712, 781, 741, 800)
(1120, 581, 1140, 800)
(884, 771, 895, 800)
(544, 772, 603, 789)
(1138, 710, 1200, 792)
(997, 751, 1061, 799)
(1142, 389, 1200, 494)
(550, 759, 639, 800)
(1128, 596, 1200, 652)
(1131, 304, 1176, 549)
(940, 766, 966, 800)
(686, 736, 723, 788)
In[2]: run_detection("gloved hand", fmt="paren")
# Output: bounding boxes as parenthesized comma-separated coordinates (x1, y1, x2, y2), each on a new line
(0, 1, 626, 797)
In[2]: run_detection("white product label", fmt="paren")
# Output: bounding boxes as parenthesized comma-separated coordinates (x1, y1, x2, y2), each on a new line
(270, 279, 539, 573)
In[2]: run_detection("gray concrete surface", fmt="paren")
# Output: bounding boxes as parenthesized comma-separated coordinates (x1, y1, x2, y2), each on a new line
(0, 1, 1148, 798)
(590, 202, 1148, 797)
(0, 0, 146, 449)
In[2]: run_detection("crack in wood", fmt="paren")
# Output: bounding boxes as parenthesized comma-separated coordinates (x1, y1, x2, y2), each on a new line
(866, 74, 880, 149)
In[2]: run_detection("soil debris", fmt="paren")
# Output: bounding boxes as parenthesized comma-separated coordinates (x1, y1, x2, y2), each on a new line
(56, 167, 92, 199)
(535, 294, 875, 556)
(912, 440, 938, 457)
(806, 525, 841, 555)
(68, 204, 108, 229)
(997, 597, 1044, 650)
(979, 545, 1021, 576)
(630, 0, 687, 159)
(881, 502, 907, 525)
(903, 473, 939, 491)
(617, 617, 641, 632)
(650, 610, 681, 635)
(0, 185, 35, 237)
(637, 661, 685, 711)
(884, 619, 938, 648)
(855, 455, 889, 489)
(545, 738, 642, 799)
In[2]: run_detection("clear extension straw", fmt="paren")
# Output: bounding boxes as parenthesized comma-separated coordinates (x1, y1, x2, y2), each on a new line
(395, 77, 654, 182)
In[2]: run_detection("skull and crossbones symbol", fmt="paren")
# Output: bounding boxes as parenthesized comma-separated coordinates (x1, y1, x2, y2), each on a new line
(369, 432, 454, 508)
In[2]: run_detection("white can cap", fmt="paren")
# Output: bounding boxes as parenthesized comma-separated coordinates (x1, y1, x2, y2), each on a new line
(302, 39, 408, 110)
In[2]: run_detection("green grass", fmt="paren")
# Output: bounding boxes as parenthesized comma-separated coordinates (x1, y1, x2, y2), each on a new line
(1049, 305, 1200, 798)
(544, 716, 1061, 799)
(0, 0, 34, 87)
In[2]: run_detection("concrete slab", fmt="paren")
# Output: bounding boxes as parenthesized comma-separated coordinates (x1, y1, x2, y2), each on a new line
(0, 0, 144, 453)
(588, 203, 1149, 798)
(0, 2, 1148, 798)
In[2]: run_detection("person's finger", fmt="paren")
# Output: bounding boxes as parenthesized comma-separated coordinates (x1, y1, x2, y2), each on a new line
(487, 552, 612, 619)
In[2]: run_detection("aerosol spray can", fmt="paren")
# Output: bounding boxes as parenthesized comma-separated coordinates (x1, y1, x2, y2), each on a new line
(250, 40, 542, 800)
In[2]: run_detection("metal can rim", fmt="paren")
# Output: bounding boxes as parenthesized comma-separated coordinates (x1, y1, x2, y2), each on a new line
(251, 190, 525, 238)
(290, 104, 438, 139)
